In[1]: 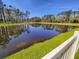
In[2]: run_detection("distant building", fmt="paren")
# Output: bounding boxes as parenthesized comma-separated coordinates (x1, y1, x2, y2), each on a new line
(0, 0, 4, 22)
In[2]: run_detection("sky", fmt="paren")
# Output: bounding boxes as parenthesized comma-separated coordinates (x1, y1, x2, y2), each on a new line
(3, 0, 79, 17)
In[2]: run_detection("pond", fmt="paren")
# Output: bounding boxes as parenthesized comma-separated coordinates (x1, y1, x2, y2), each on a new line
(0, 24, 74, 58)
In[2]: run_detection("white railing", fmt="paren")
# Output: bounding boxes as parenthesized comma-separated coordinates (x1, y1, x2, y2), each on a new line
(42, 31, 79, 59)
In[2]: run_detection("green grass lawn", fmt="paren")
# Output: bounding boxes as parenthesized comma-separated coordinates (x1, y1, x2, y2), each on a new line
(5, 28, 79, 59)
(75, 49, 79, 59)
(0, 22, 79, 27)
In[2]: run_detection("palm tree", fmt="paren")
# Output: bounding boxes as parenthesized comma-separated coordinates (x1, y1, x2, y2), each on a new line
(0, 3, 6, 23)
(16, 9, 20, 22)
(3, 4, 7, 20)
(8, 5, 18, 23)
(3, 4, 11, 23)
(12, 8, 19, 23)
(73, 11, 77, 18)
(25, 11, 30, 21)
(64, 10, 72, 22)
(19, 12, 24, 22)
(25, 11, 30, 18)
(7, 8, 11, 22)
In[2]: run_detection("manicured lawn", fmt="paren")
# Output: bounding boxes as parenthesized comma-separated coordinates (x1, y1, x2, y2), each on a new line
(5, 28, 79, 59)
(75, 49, 79, 59)
(0, 22, 79, 27)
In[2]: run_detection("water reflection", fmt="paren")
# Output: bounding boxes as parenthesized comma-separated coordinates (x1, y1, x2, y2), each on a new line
(54, 25, 74, 32)
(31, 23, 41, 27)
(0, 24, 74, 58)
(42, 24, 54, 30)
(0, 27, 9, 45)
(0, 25, 27, 45)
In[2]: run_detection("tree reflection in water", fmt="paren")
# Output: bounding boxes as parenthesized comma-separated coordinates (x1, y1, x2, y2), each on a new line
(0, 25, 30, 47)
(42, 24, 54, 30)
(41, 24, 73, 32)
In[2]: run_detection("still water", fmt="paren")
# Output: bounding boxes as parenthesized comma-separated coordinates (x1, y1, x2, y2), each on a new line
(0, 24, 73, 58)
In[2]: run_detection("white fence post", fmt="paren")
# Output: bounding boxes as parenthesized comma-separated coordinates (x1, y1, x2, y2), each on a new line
(42, 31, 79, 59)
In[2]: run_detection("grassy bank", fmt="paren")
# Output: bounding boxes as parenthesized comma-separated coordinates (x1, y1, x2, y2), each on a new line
(0, 22, 79, 27)
(5, 28, 79, 59)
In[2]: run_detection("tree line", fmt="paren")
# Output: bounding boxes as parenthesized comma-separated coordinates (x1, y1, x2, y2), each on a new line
(29, 10, 79, 23)
(0, 3, 30, 23)
(1, 3, 79, 23)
